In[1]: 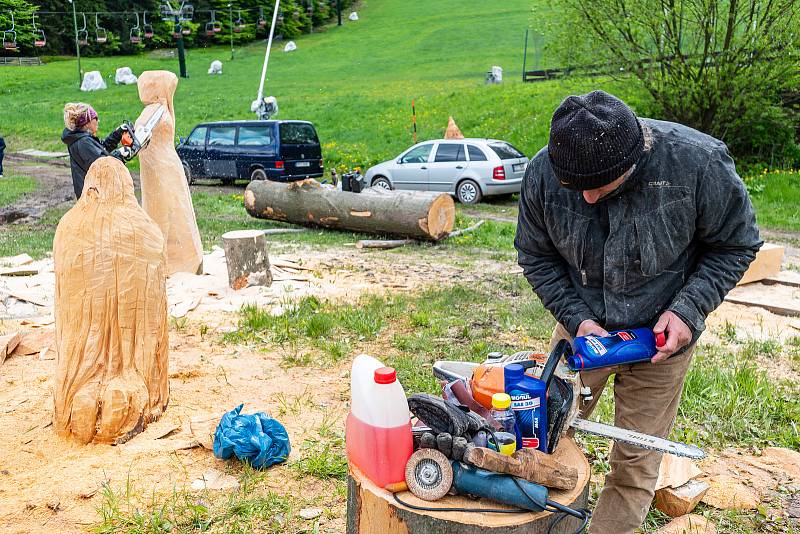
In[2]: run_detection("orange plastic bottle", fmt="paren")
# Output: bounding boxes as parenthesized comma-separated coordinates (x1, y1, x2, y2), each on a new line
(345, 355, 413, 488)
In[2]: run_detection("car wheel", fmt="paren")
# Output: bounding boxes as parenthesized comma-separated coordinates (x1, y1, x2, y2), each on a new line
(183, 162, 194, 185)
(221, 177, 235, 186)
(456, 179, 482, 204)
(250, 167, 267, 181)
(372, 176, 392, 190)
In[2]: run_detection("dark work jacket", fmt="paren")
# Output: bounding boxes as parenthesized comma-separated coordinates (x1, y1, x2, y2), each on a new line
(61, 128, 124, 199)
(514, 119, 762, 346)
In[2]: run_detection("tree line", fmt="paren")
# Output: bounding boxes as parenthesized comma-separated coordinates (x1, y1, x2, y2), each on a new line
(0, 0, 356, 56)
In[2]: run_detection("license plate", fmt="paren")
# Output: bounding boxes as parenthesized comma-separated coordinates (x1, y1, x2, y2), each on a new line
(513, 163, 525, 172)
(296, 161, 311, 168)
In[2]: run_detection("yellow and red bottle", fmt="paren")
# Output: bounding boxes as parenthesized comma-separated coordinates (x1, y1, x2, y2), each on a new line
(345, 355, 413, 488)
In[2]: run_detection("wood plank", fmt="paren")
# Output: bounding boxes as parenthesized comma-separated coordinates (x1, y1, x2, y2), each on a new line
(738, 243, 784, 285)
(724, 282, 800, 317)
(0, 332, 22, 365)
(0, 267, 39, 277)
(764, 270, 800, 288)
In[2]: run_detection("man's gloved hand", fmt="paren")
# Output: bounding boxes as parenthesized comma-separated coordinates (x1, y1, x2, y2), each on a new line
(652, 311, 692, 362)
(576, 319, 609, 338)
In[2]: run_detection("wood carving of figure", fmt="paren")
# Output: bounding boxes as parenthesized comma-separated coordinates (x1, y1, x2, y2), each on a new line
(136, 70, 203, 275)
(53, 157, 169, 444)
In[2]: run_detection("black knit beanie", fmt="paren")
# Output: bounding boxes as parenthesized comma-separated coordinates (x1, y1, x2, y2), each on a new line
(548, 90, 644, 190)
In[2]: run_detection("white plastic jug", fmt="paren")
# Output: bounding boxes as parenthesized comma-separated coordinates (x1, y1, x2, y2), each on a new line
(345, 354, 413, 488)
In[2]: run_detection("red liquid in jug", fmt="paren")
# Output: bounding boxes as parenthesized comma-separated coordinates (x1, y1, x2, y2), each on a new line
(345, 412, 413, 488)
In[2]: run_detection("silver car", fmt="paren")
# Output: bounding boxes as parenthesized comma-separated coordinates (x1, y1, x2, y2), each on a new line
(364, 139, 529, 204)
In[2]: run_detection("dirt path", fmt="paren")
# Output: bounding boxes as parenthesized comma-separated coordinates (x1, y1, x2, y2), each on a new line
(0, 154, 243, 225)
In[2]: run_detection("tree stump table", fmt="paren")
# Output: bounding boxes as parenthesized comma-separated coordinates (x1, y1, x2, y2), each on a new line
(346, 437, 590, 533)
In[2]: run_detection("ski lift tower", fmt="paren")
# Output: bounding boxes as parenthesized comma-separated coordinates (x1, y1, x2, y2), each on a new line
(252, 0, 281, 119)
(160, 0, 193, 78)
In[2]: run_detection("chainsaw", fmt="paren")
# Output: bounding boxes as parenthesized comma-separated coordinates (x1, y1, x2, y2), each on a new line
(115, 104, 166, 162)
(433, 341, 705, 460)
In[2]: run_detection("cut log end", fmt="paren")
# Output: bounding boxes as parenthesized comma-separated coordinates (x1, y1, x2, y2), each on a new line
(425, 194, 456, 239)
(347, 437, 590, 534)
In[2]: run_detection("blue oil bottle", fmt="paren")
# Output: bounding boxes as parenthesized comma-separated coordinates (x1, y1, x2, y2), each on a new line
(504, 364, 548, 452)
(567, 328, 666, 371)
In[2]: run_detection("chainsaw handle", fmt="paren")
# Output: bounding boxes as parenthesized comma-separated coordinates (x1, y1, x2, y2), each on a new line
(121, 131, 134, 147)
(541, 339, 571, 389)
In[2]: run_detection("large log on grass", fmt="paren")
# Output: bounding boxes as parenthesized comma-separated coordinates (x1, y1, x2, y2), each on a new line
(346, 437, 590, 534)
(244, 179, 456, 240)
(53, 157, 169, 445)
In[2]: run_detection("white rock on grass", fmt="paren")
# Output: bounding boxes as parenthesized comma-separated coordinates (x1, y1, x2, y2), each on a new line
(283, 41, 296, 52)
(80, 71, 107, 91)
(349, 11, 358, 21)
(114, 67, 138, 85)
(298, 507, 323, 520)
(208, 60, 223, 75)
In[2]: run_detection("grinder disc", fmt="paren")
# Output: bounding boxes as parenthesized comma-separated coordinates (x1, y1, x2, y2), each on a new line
(404, 448, 453, 501)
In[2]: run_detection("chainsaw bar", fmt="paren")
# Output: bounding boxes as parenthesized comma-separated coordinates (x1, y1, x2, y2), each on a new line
(570, 418, 706, 459)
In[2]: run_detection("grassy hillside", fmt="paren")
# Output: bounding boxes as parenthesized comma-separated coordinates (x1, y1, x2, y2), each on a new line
(0, 0, 646, 172)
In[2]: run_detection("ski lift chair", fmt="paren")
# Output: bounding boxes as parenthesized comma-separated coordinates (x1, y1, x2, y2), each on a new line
(32, 14, 46, 47)
(257, 8, 266, 28)
(2, 30, 17, 51)
(95, 14, 107, 44)
(205, 10, 219, 36)
(130, 12, 142, 43)
(77, 12, 88, 46)
(143, 12, 154, 39)
(172, 23, 182, 39)
(234, 11, 244, 33)
(182, 25, 191, 35)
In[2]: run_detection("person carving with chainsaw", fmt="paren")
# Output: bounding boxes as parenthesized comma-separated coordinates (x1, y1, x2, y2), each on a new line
(514, 90, 762, 533)
(61, 102, 134, 199)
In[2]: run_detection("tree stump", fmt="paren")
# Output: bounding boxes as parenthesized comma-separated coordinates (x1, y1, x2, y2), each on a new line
(244, 179, 456, 240)
(136, 70, 204, 275)
(221, 229, 273, 290)
(53, 157, 169, 445)
(347, 437, 590, 534)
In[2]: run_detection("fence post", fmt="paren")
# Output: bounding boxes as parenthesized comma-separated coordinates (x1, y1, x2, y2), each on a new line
(522, 28, 529, 83)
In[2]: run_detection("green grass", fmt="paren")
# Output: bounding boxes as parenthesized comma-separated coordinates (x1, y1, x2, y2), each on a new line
(745, 169, 800, 232)
(0, 174, 37, 207)
(0, 0, 646, 175)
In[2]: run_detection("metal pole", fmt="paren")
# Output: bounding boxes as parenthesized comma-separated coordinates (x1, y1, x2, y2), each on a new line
(228, 3, 234, 60)
(522, 28, 529, 83)
(337, 0, 341, 26)
(69, 0, 81, 88)
(256, 0, 281, 103)
(175, 14, 187, 78)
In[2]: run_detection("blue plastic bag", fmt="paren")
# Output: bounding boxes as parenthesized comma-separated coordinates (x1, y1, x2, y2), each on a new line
(213, 404, 291, 469)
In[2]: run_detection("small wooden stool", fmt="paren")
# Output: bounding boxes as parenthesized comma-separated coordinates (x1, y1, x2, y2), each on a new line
(346, 437, 590, 533)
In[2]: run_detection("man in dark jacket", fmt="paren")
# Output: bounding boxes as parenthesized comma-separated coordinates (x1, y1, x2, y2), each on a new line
(61, 103, 126, 199)
(0, 133, 6, 178)
(514, 90, 761, 533)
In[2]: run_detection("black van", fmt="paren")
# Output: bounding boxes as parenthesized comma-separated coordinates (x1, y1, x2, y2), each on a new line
(176, 120, 324, 185)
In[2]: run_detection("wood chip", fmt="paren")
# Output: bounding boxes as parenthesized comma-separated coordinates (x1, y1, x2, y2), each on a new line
(190, 469, 239, 491)
(10, 329, 54, 357)
(655, 479, 710, 517)
(657, 514, 717, 534)
(656, 454, 702, 490)
(0, 332, 22, 365)
(0, 267, 39, 277)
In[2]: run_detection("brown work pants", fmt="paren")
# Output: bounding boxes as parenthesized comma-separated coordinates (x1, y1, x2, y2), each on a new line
(549, 324, 695, 534)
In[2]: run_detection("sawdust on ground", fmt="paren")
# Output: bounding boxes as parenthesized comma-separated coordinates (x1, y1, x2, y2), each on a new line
(1, 240, 799, 532)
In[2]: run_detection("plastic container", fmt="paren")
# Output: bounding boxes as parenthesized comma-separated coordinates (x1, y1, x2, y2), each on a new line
(345, 355, 413, 488)
(490, 393, 518, 452)
(504, 363, 548, 452)
(568, 328, 667, 371)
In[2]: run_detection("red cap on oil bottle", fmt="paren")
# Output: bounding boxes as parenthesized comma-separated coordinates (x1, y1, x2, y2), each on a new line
(374, 367, 397, 384)
(655, 332, 666, 347)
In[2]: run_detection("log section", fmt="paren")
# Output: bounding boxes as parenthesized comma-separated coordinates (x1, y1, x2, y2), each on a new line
(346, 437, 590, 534)
(244, 179, 455, 240)
(221, 229, 272, 289)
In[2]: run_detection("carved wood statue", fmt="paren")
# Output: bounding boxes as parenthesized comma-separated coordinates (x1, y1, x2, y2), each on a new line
(136, 70, 204, 275)
(53, 157, 169, 444)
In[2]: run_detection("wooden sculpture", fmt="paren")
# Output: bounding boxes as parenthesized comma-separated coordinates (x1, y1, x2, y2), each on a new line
(136, 70, 204, 275)
(53, 157, 169, 445)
